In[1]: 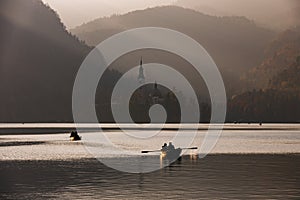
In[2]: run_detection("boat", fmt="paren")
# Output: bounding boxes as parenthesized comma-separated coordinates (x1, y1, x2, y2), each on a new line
(141, 142, 197, 161)
(70, 131, 81, 141)
(161, 147, 182, 161)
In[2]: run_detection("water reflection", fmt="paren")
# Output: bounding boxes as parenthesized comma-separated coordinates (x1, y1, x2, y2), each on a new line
(0, 154, 299, 199)
(189, 153, 198, 161)
(0, 141, 46, 147)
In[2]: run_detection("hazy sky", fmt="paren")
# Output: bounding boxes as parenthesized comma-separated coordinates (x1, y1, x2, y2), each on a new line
(42, 0, 175, 28)
(42, 0, 299, 30)
(175, 0, 300, 30)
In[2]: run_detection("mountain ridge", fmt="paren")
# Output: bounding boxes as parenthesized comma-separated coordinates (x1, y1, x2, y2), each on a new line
(0, 0, 92, 122)
(175, 0, 300, 31)
(71, 6, 275, 96)
(244, 27, 300, 89)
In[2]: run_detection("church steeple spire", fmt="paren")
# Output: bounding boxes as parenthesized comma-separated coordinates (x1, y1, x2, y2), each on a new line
(138, 57, 145, 84)
(140, 56, 143, 66)
(154, 81, 158, 89)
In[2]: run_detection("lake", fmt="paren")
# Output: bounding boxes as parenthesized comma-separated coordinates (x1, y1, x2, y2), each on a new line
(0, 124, 299, 199)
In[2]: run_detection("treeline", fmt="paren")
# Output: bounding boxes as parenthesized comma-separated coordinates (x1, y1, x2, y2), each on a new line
(227, 56, 300, 123)
(269, 56, 300, 91)
(227, 89, 300, 122)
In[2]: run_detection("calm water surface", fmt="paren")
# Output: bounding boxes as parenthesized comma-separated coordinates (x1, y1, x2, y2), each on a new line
(0, 155, 299, 199)
(0, 124, 299, 199)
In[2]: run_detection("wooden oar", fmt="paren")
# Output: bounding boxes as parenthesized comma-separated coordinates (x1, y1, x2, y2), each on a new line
(181, 147, 198, 150)
(141, 147, 198, 153)
(141, 150, 161, 153)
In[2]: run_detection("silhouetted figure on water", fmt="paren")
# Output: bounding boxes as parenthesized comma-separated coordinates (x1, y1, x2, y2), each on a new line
(162, 143, 168, 151)
(168, 142, 175, 150)
(161, 142, 175, 152)
(70, 131, 81, 141)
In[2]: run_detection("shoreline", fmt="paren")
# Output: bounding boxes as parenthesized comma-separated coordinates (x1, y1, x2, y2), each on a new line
(0, 123, 300, 135)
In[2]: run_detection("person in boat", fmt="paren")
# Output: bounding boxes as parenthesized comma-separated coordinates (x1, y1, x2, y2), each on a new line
(168, 142, 175, 150)
(70, 131, 81, 141)
(162, 143, 168, 151)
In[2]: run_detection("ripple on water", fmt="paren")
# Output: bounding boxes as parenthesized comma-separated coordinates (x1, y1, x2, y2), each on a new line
(0, 154, 299, 199)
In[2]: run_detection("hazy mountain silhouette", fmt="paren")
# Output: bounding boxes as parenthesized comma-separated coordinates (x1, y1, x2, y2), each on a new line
(228, 27, 300, 122)
(228, 58, 300, 123)
(245, 27, 300, 89)
(0, 0, 93, 122)
(72, 6, 275, 96)
(175, 0, 300, 31)
(1, 1, 298, 122)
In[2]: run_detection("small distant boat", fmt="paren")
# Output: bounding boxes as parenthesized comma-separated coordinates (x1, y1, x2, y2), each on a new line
(70, 131, 81, 141)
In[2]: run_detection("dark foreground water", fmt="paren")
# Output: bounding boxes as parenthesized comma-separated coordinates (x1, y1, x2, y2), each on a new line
(0, 154, 299, 199)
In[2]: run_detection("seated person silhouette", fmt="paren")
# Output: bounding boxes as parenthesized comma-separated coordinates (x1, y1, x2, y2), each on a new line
(162, 143, 168, 151)
(168, 142, 175, 150)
